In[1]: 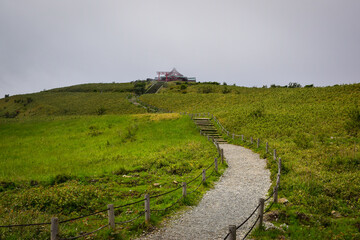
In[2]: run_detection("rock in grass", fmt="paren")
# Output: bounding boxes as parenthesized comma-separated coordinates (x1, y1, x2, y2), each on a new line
(278, 198, 289, 205)
(331, 210, 342, 218)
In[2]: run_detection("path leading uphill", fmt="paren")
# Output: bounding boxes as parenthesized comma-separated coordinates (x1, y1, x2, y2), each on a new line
(137, 144, 271, 240)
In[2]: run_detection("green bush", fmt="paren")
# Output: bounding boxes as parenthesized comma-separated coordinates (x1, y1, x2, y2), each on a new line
(345, 105, 360, 136)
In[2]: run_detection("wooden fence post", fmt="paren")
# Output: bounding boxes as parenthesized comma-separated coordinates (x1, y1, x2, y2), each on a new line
(278, 157, 282, 175)
(221, 149, 224, 164)
(274, 185, 278, 203)
(51, 217, 59, 240)
(241, 135, 244, 141)
(229, 225, 237, 240)
(145, 194, 150, 224)
(276, 173, 281, 189)
(257, 138, 260, 148)
(266, 142, 269, 153)
(182, 182, 187, 197)
(215, 158, 218, 173)
(108, 204, 115, 229)
(232, 133, 235, 140)
(250, 137, 253, 144)
(202, 169, 206, 182)
(258, 198, 265, 228)
(273, 149, 277, 160)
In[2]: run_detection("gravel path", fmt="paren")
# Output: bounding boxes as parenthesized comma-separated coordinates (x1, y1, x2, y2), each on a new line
(136, 144, 271, 240)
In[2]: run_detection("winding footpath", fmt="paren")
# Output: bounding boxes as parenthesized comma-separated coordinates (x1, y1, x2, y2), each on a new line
(137, 143, 271, 240)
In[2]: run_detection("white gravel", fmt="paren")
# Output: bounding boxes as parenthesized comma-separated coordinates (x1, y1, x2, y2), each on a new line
(136, 144, 271, 240)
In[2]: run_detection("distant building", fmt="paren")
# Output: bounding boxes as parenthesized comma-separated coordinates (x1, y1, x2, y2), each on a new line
(156, 68, 196, 82)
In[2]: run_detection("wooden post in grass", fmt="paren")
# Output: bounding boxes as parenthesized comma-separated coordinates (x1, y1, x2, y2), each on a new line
(278, 158, 282, 175)
(108, 204, 115, 229)
(229, 225, 236, 240)
(221, 149, 224, 164)
(273, 149, 277, 160)
(258, 198, 265, 228)
(257, 138, 260, 148)
(202, 169, 206, 182)
(241, 135, 244, 141)
(232, 133, 235, 140)
(250, 137, 253, 144)
(274, 185, 278, 203)
(215, 158, 218, 173)
(276, 173, 281, 189)
(182, 182, 187, 197)
(145, 194, 150, 224)
(51, 217, 59, 240)
(266, 142, 269, 153)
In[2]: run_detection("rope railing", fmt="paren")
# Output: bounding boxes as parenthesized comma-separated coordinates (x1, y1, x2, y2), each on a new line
(242, 215, 260, 240)
(115, 211, 144, 225)
(59, 224, 109, 240)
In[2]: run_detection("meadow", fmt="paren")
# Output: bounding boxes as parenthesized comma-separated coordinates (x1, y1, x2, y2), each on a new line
(141, 83, 360, 239)
(0, 113, 223, 239)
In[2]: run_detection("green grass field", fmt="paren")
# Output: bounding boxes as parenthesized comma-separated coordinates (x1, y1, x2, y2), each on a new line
(0, 113, 223, 239)
(141, 83, 360, 239)
(1, 82, 359, 239)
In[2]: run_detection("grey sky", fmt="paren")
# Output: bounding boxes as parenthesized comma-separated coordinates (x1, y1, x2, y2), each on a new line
(1, 0, 359, 97)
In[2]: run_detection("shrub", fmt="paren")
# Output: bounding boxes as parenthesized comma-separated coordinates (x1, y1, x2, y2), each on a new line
(249, 106, 265, 118)
(288, 82, 302, 88)
(3, 110, 19, 118)
(222, 86, 231, 94)
(293, 132, 312, 149)
(345, 105, 360, 136)
(96, 107, 106, 115)
(198, 86, 214, 94)
(26, 97, 33, 104)
(134, 81, 146, 95)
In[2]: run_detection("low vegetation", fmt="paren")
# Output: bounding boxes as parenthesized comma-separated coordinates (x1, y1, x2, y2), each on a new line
(141, 83, 360, 239)
(0, 114, 223, 239)
(0, 92, 148, 118)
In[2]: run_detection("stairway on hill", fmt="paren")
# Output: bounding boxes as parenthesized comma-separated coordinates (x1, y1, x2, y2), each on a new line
(193, 118, 227, 143)
(145, 81, 164, 94)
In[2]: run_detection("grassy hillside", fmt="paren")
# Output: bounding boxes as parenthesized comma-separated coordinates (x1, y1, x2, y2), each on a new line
(0, 114, 222, 239)
(141, 83, 360, 239)
(0, 82, 153, 118)
(0, 92, 148, 118)
(46, 82, 138, 93)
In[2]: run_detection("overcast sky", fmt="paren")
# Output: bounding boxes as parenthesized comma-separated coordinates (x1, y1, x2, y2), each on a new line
(1, 0, 359, 97)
